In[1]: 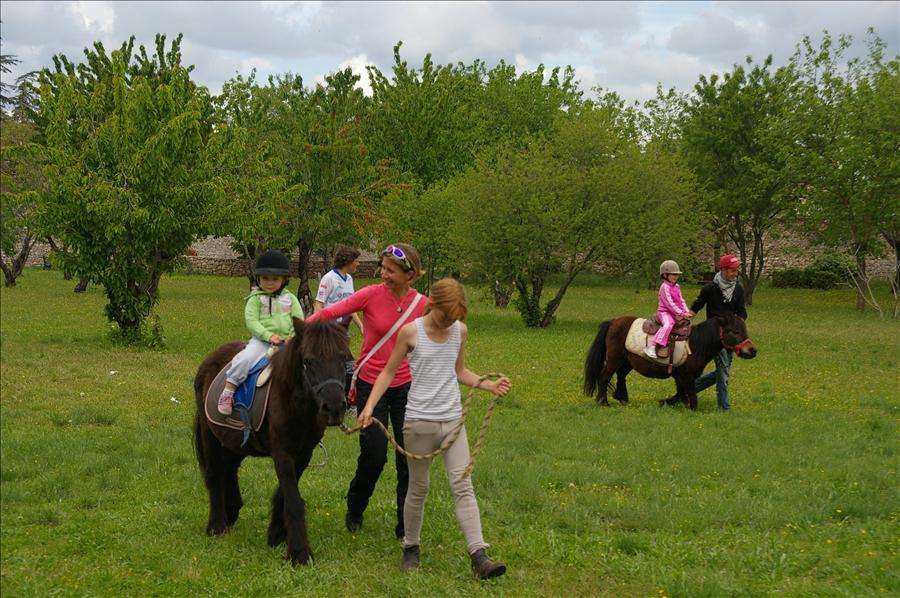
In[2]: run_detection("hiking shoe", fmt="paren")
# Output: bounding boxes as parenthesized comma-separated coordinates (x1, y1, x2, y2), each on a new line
(643, 345, 657, 359)
(217, 392, 234, 415)
(470, 548, 506, 579)
(345, 510, 363, 532)
(401, 545, 420, 571)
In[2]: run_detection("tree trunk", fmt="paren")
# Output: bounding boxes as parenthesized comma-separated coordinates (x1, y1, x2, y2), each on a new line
(492, 280, 511, 308)
(1, 234, 35, 287)
(892, 237, 899, 292)
(241, 244, 259, 288)
(0, 262, 16, 287)
(540, 267, 582, 328)
(295, 239, 313, 315)
(855, 254, 867, 311)
(74, 277, 89, 293)
(513, 276, 543, 327)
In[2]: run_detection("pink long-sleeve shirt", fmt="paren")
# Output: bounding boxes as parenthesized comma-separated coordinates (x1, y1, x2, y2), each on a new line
(658, 280, 689, 318)
(306, 284, 426, 387)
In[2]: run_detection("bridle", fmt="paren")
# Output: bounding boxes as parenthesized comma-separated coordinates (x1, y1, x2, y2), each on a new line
(311, 378, 345, 395)
(719, 325, 753, 352)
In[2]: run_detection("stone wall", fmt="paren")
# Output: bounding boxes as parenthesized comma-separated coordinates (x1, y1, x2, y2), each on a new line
(19, 232, 894, 280)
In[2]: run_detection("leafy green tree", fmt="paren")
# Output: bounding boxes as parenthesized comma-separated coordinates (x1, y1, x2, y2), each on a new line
(784, 31, 899, 314)
(36, 35, 215, 343)
(682, 56, 797, 305)
(370, 48, 583, 292)
(475, 61, 582, 148)
(452, 102, 696, 327)
(0, 117, 42, 286)
(288, 69, 391, 312)
(208, 72, 305, 284)
(366, 42, 482, 190)
(219, 69, 390, 312)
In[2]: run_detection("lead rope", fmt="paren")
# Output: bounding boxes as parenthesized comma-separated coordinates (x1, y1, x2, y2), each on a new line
(339, 373, 505, 479)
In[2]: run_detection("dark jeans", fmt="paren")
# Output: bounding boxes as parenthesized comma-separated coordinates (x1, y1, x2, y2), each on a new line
(346, 379, 410, 527)
(694, 348, 734, 410)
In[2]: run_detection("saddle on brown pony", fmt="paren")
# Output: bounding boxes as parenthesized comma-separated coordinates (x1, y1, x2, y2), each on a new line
(204, 365, 272, 435)
(642, 315, 692, 366)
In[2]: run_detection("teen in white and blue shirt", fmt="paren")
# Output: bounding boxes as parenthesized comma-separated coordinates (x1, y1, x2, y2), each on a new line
(314, 246, 364, 334)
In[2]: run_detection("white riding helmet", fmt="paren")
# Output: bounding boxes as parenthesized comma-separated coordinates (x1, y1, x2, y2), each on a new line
(659, 260, 682, 276)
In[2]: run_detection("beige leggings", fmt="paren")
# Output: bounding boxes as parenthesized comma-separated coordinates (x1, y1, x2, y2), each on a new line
(402, 419, 488, 554)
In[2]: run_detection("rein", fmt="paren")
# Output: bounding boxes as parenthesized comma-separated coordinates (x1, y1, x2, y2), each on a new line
(339, 373, 505, 480)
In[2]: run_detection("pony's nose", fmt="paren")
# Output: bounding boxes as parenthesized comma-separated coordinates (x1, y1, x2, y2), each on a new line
(320, 401, 344, 422)
(743, 345, 758, 359)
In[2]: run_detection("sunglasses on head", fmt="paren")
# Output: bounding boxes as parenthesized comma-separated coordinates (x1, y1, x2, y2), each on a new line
(381, 245, 413, 271)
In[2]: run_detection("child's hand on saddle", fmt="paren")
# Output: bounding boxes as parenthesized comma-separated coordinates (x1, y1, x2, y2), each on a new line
(270, 334, 284, 345)
(357, 406, 375, 429)
(686, 310, 696, 319)
(484, 377, 511, 397)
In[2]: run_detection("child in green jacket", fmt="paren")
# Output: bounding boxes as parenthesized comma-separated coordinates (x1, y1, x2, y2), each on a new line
(218, 250, 304, 415)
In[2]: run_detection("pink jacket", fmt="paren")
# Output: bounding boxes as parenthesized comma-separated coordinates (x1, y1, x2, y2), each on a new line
(306, 284, 425, 387)
(658, 280, 689, 318)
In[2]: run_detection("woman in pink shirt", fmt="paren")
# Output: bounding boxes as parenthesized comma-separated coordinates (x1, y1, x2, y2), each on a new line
(645, 260, 695, 359)
(306, 243, 426, 539)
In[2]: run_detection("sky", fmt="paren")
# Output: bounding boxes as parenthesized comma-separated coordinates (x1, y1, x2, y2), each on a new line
(1, 1, 897, 102)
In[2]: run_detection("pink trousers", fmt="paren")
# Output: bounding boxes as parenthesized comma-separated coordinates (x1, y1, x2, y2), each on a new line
(653, 311, 676, 347)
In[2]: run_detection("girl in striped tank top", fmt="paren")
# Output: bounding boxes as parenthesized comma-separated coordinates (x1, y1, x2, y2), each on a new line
(357, 278, 511, 579)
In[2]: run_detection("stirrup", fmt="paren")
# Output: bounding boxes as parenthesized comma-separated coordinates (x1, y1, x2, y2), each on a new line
(235, 405, 251, 447)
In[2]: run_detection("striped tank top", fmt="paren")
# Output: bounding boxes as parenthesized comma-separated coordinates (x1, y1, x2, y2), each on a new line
(406, 318, 462, 422)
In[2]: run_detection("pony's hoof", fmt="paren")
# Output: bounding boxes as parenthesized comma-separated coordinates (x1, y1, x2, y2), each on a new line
(288, 547, 313, 566)
(597, 399, 610, 407)
(206, 522, 230, 536)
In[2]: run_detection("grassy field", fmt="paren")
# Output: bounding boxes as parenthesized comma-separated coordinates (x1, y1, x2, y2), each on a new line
(1, 269, 897, 596)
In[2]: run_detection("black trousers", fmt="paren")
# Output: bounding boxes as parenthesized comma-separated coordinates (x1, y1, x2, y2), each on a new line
(346, 379, 410, 526)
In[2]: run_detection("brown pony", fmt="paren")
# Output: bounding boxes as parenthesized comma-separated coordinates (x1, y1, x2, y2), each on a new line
(584, 314, 756, 409)
(193, 318, 350, 565)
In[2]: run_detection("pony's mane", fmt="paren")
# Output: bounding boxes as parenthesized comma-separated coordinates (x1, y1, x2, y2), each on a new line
(299, 320, 350, 360)
(692, 317, 720, 352)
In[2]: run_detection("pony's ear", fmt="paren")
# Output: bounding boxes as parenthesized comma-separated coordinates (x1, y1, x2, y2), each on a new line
(292, 317, 305, 349)
(714, 315, 728, 327)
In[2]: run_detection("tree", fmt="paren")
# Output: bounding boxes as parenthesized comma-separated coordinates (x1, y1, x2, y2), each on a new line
(784, 31, 899, 315)
(369, 48, 583, 292)
(0, 36, 21, 110)
(453, 102, 697, 327)
(36, 35, 215, 343)
(219, 69, 392, 313)
(0, 117, 42, 286)
(682, 56, 797, 305)
(208, 72, 305, 285)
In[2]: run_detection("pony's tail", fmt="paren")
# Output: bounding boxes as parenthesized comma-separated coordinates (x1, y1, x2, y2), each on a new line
(584, 320, 611, 397)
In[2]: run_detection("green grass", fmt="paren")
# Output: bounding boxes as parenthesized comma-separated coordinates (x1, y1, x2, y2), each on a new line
(1, 269, 897, 596)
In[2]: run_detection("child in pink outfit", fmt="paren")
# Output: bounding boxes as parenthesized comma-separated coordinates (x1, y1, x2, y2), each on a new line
(645, 260, 694, 359)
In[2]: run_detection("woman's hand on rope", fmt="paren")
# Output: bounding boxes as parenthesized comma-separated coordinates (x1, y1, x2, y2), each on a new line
(357, 405, 375, 429)
(480, 375, 511, 397)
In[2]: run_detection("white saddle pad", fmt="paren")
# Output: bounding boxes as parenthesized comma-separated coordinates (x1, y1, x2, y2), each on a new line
(256, 364, 273, 387)
(625, 318, 691, 367)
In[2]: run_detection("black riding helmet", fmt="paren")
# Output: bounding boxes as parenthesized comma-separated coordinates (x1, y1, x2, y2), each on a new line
(254, 249, 291, 276)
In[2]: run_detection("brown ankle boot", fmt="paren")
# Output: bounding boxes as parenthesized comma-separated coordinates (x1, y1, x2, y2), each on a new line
(401, 545, 420, 571)
(470, 548, 506, 579)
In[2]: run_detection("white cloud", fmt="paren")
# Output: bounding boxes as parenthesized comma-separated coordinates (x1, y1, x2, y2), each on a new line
(1, 0, 896, 105)
(313, 53, 373, 95)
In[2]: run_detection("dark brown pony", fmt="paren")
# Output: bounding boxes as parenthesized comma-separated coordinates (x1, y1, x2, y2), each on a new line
(193, 318, 350, 565)
(584, 314, 757, 409)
